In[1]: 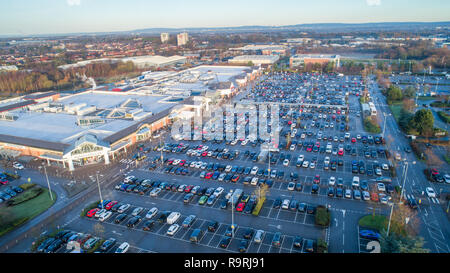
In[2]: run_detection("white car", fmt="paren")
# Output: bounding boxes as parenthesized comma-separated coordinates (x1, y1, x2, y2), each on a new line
(124, 175, 135, 183)
(99, 211, 112, 222)
(309, 162, 316, 169)
(172, 159, 181, 165)
(218, 173, 226, 181)
(281, 199, 290, 209)
(146, 207, 158, 219)
(115, 242, 130, 253)
(328, 177, 336, 186)
(287, 182, 295, 191)
(283, 159, 290, 166)
(95, 209, 106, 218)
(382, 164, 389, 171)
(443, 174, 450, 184)
(251, 177, 259, 186)
(302, 160, 309, 168)
(117, 204, 131, 213)
(230, 139, 238, 146)
(254, 230, 265, 243)
(150, 188, 162, 197)
(201, 162, 207, 169)
(132, 207, 143, 216)
(213, 187, 224, 197)
(225, 165, 232, 172)
(250, 166, 259, 175)
(377, 183, 386, 192)
(298, 155, 305, 161)
(301, 134, 306, 139)
(324, 157, 330, 165)
(425, 187, 436, 198)
(190, 161, 197, 168)
(290, 144, 296, 151)
(13, 162, 24, 170)
(167, 224, 180, 236)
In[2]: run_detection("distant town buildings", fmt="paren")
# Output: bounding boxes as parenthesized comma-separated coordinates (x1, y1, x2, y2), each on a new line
(290, 54, 340, 68)
(0, 65, 18, 72)
(228, 55, 280, 65)
(177, 32, 189, 46)
(161, 33, 170, 43)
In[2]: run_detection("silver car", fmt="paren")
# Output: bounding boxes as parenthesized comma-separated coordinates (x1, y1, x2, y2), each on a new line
(254, 230, 265, 243)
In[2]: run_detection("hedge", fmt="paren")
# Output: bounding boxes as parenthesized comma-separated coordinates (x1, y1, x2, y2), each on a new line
(437, 111, 450, 124)
(19, 183, 37, 191)
(315, 205, 331, 227)
(81, 200, 100, 217)
(6, 187, 43, 206)
(3, 172, 20, 180)
(317, 239, 328, 253)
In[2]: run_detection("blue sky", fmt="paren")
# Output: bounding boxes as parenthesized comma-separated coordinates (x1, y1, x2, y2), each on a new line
(1, 0, 449, 35)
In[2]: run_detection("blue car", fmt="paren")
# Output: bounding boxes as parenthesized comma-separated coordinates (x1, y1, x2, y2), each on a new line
(119, 184, 129, 191)
(359, 229, 380, 241)
(98, 199, 111, 208)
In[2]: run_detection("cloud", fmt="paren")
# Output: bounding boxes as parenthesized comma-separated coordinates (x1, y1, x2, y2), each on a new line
(366, 0, 381, 6)
(67, 0, 81, 6)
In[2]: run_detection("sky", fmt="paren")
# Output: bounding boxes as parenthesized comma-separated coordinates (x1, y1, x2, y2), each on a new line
(0, 0, 449, 36)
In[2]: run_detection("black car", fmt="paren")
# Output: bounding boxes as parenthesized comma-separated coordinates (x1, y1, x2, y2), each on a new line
(208, 221, 219, 232)
(219, 236, 232, 248)
(45, 239, 63, 253)
(100, 238, 117, 252)
(37, 238, 55, 252)
(306, 205, 316, 214)
(298, 203, 307, 213)
(225, 225, 237, 237)
(295, 182, 303, 191)
(142, 220, 155, 231)
(220, 199, 228, 209)
(336, 188, 344, 198)
(239, 239, 249, 252)
(273, 197, 282, 209)
(305, 239, 315, 253)
(127, 216, 142, 228)
(327, 187, 335, 197)
(293, 236, 303, 248)
(289, 200, 298, 211)
(311, 184, 319, 194)
(406, 197, 418, 209)
(114, 213, 127, 223)
(243, 228, 254, 239)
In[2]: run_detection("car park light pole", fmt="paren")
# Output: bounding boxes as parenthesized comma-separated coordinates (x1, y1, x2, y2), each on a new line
(96, 171, 104, 209)
(39, 163, 53, 201)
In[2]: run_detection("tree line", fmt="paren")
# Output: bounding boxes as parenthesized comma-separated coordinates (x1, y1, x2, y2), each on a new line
(0, 61, 140, 96)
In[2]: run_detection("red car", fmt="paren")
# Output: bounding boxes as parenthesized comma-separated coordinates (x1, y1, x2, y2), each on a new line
(179, 160, 186, 166)
(105, 201, 118, 210)
(86, 208, 100, 218)
(315, 142, 320, 148)
(338, 150, 344, 156)
(201, 151, 208, 157)
(351, 138, 356, 143)
(231, 175, 240, 183)
(236, 202, 246, 212)
(313, 175, 320, 184)
(306, 146, 313, 152)
(0, 179, 8, 185)
(431, 168, 439, 175)
(205, 172, 213, 179)
(167, 159, 174, 165)
(184, 185, 194, 193)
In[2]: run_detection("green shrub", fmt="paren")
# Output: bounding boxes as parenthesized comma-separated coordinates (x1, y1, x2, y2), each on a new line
(363, 117, 381, 133)
(81, 200, 100, 217)
(3, 172, 20, 180)
(6, 187, 43, 206)
(317, 239, 328, 253)
(19, 183, 37, 190)
(437, 111, 450, 124)
(315, 205, 331, 227)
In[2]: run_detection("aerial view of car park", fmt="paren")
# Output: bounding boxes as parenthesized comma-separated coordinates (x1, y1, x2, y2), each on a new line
(0, 1, 449, 268)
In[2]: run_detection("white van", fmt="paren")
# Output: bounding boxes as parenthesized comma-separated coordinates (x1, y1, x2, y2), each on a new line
(115, 242, 130, 253)
(352, 176, 360, 188)
(167, 212, 181, 224)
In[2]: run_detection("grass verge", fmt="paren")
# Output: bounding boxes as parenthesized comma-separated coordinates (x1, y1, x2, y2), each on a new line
(0, 187, 56, 237)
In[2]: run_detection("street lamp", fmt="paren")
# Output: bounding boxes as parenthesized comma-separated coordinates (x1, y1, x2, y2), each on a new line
(382, 112, 391, 139)
(39, 163, 53, 201)
(96, 171, 104, 209)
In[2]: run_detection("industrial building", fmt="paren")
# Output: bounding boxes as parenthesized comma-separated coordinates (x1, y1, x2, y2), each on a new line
(228, 55, 280, 65)
(121, 55, 187, 68)
(290, 54, 340, 68)
(229, 44, 288, 55)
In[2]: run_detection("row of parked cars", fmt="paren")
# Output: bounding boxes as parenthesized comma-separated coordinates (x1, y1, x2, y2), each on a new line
(35, 229, 129, 253)
(0, 185, 23, 202)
